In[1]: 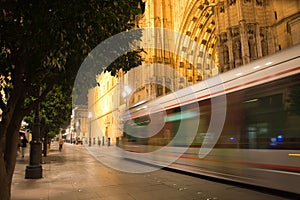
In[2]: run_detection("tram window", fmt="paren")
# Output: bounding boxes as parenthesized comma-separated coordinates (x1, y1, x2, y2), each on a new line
(133, 115, 150, 126)
(287, 84, 300, 115)
(215, 74, 300, 149)
(241, 74, 300, 149)
(259, 94, 282, 108)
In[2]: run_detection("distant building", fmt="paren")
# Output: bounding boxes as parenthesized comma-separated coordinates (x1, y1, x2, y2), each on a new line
(70, 105, 88, 144)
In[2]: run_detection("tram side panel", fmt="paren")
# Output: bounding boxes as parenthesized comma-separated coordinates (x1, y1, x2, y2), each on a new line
(172, 73, 300, 194)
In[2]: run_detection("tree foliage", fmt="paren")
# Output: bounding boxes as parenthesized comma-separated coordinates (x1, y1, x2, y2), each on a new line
(24, 85, 72, 137)
(0, 0, 143, 199)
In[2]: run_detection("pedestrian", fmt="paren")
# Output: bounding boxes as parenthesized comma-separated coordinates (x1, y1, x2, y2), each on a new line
(17, 137, 21, 155)
(59, 138, 64, 152)
(21, 136, 28, 158)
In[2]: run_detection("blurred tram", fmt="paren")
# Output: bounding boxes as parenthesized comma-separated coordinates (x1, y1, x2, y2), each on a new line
(120, 44, 300, 195)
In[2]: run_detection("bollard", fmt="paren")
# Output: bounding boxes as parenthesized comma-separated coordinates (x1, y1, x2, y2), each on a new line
(107, 137, 110, 147)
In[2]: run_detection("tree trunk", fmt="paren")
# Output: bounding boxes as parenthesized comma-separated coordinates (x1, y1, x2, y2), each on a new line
(0, 154, 10, 200)
(0, 116, 23, 200)
(0, 86, 26, 199)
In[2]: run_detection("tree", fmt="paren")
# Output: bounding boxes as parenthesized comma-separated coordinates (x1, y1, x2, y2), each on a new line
(23, 84, 73, 155)
(0, 1, 143, 199)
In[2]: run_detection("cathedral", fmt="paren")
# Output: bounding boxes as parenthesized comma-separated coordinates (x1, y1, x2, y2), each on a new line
(133, 0, 300, 94)
(83, 0, 300, 146)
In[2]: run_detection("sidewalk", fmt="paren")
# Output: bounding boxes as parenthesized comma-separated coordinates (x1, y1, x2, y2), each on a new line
(11, 142, 291, 200)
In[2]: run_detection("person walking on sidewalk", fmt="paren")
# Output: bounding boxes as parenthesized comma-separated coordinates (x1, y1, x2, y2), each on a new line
(20, 136, 28, 158)
(59, 138, 64, 152)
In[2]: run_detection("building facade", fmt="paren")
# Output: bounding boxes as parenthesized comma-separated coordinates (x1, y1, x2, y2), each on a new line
(88, 72, 122, 146)
(130, 0, 300, 103)
(70, 105, 88, 144)
(87, 0, 300, 145)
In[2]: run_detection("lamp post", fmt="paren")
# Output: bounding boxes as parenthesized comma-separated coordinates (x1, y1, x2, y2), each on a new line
(25, 92, 43, 179)
(88, 112, 92, 146)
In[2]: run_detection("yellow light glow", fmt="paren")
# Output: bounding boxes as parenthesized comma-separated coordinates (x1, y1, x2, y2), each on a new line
(288, 154, 300, 157)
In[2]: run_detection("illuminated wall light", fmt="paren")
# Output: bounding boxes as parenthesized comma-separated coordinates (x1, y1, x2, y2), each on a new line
(253, 65, 261, 69)
(122, 85, 132, 97)
(236, 72, 243, 76)
(88, 112, 92, 118)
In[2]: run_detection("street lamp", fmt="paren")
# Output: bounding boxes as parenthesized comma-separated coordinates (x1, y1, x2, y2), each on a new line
(25, 89, 43, 179)
(88, 112, 92, 146)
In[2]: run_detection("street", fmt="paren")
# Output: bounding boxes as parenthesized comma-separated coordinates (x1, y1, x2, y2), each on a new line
(11, 142, 294, 200)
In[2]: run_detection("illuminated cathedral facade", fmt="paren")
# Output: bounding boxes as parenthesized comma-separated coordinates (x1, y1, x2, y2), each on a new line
(84, 0, 300, 145)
